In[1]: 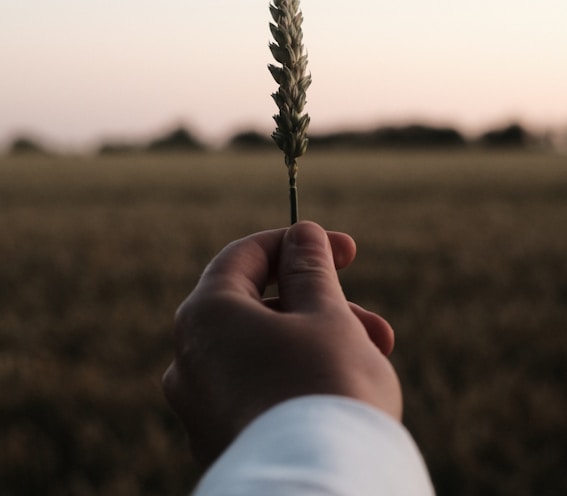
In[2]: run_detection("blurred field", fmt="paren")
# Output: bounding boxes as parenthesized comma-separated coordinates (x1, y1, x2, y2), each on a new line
(1, 149, 566, 495)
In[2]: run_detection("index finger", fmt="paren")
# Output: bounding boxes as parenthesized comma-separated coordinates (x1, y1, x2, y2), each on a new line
(198, 228, 287, 300)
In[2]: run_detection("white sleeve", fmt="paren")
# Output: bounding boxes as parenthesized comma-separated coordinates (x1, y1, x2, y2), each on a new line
(192, 395, 435, 496)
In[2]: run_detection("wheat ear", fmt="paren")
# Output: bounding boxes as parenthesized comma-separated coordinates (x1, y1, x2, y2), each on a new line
(268, 0, 311, 225)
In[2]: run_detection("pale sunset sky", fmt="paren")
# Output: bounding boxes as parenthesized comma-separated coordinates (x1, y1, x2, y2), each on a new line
(1, 0, 566, 150)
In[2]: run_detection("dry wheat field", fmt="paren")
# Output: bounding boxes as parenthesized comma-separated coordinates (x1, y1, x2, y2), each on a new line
(1, 149, 566, 496)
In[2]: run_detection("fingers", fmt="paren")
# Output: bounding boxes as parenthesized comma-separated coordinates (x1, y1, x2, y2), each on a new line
(327, 231, 357, 270)
(278, 221, 349, 312)
(263, 297, 395, 357)
(190, 223, 356, 306)
(348, 303, 395, 356)
(197, 228, 287, 300)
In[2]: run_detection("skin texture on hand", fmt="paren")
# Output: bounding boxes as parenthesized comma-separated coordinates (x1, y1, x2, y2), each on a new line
(162, 221, 401, 466)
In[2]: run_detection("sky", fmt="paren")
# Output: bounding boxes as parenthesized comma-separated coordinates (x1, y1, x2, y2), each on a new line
(1, 0, 566, 150)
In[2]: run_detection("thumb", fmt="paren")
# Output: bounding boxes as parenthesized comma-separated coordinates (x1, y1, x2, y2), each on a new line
(278, 221, 347, 312)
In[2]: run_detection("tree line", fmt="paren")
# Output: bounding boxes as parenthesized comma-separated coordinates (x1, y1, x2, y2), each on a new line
(3, 122, 555, 156)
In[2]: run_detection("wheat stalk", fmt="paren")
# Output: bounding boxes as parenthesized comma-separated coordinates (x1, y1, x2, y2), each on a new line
(268, 0, 311, 224)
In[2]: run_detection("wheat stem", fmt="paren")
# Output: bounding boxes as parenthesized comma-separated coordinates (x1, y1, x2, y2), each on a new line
(289, 173, 298, 224)
(268, 0, 311, 224)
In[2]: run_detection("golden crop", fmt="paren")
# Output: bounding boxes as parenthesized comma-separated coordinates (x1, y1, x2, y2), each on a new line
(1, 149, 566, 495)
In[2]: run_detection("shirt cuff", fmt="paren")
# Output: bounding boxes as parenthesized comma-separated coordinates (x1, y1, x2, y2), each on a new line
(193, 395, 435, 496)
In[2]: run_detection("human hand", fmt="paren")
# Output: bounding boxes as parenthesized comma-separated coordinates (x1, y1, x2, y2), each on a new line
(162, 221, 401, 465)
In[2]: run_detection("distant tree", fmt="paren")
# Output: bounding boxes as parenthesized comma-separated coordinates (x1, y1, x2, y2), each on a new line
(227, 131, 274, 150)
(147, 127, 204, 152)
(479, 124, 529, 148)
(8, 136, 49, 155)
(372, 125, 466, 148)
(309, 124, 466, 149)
(97, 142, 141, 155)
(309, 131, 370, 149)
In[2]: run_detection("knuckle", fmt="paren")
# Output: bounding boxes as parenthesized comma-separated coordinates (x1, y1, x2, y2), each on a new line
(173, 293, 223, 357)
(161, 362, 178, 401)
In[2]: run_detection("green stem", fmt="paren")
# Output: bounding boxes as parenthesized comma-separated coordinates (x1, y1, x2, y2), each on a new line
(289, 175, 298, 225)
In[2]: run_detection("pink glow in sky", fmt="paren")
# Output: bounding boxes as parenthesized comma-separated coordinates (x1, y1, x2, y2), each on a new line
(1, 0, 566, 149)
